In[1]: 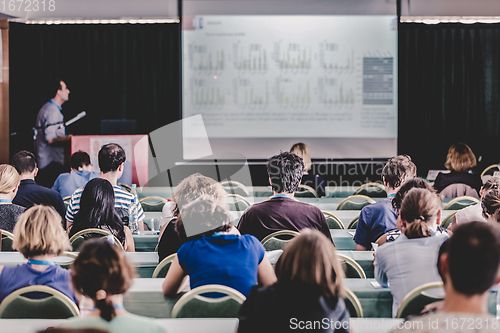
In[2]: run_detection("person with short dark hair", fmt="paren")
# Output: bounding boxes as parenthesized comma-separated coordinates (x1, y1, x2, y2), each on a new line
(11, 150, 65, 218)
(392, 222, 500, 332)
(35, 78, 72, 187)
(434, 142, 481, 198)
(65, 144, 145, 231)
(238, 229, 350, 333)
(59, 239, 165, 333)
(52, 151, 97, 198)
(238, 151, 332, 242)
(354, 155, 417, 251)
(290, 142, 325, 197)
(162, 196, 276, 297)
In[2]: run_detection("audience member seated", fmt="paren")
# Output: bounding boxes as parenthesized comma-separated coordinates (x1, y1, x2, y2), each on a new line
(449, 177, 500, 231)
(434, 142, 481, 198)
(238, 151, 332, 242)
(59, 239, 165, 333)
(156, 173, 227, 261)
(0, 205, 77, 304)
(375, 188, 449, 316)
(480, 187, 500, 225)
(238, 229, 350, 333)
(0, 164, 25, 233)
(66, 143, 145, 231)
(354, 155, 417, 250)
(52, 151, 97, 198)
(379, 178, 447, 245)
(162, 196, 276, 297)
(392, 222, 500, 333)
(68, 178, 135, 252)
(11, 150, 65, 218)
(290, 142, 325, 197)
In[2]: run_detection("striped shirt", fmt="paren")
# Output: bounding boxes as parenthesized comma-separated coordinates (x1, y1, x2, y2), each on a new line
(65, 185, 145, 222)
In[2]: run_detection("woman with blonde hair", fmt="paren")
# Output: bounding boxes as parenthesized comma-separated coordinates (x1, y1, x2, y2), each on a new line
(375, 188, 449, 316)
(290, 143, 325, 197)
(60, 239, 165, 333)
(238, 229, 350, 333)
(434, 142, 481, 197)
(0, 164, 25, 232)
(0, 205, 77, 304)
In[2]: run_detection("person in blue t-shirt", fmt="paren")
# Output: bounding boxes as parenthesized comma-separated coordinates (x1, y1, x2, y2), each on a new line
(52, 151, 98, 198)
(354, 155, 417, 251)
(162, 195, 277, 297)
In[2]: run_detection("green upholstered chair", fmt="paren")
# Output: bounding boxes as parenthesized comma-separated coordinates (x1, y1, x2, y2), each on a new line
(322, 211, 345, 229)
(337, 195, 376, 211)
(344, 287, 364, 318)
(69, 228, 124, 252)
(171, 284, 246, 318)
(396, 282, 444, 318)
(295, 184, 319, 198)
(227, 194, 251, 212)
(353, 182, 387, 198)
(0, 285, 79, 319)
(337, 253, 367, 279)
(152, 253, 177, 278)
(220, 180, 250, 197)
(261, 230, 300, 251)
(1, 229, 15, 252)
(442, 196, 479, 211)
(139, 196, 168, 212)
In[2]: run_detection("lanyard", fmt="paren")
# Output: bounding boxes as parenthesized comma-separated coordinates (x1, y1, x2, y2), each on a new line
(93, 304, 126, 310)
(0, 199, 11, 204)
(273, 194, 293, 199)
(28, 259, 56, 266)
(387, 193, 396, 199)
(48, 99, 62, 111)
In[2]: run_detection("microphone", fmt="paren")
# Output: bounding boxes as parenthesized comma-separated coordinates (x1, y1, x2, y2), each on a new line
(65, 111, 86, 127)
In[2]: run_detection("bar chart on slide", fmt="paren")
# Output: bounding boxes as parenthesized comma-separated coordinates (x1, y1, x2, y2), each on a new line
(233, 78, 269, 107)
(233, 42, 268, 71)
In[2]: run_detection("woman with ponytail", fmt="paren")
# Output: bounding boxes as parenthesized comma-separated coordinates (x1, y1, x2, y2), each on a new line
(374, 188, 449, 317)
(60, 239, 165, 333)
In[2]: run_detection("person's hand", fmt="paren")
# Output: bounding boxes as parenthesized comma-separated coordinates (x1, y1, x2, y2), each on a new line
(421, 300, 444, 314)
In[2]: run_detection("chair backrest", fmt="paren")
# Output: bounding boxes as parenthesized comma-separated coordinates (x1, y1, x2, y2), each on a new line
(440, 184, 479, 199)
(337, 195, 376, 210)
(337, 253, 367, 279)
(1, 229, 15, 252)
(227, 194, 251, 212)
(343, 287, 363, 318)
(347, 216, 359, 230)
(62, 196, 71, 211)
(220, 180, 250, 197)
(261, 230, 300, 251)
(139, 196, 168, 212)
(322, 211, 345, 229)
(480, 164, 500, 177)
(353, 182, 387, 198)
(58, 252, 78, 270)
(0, 285, 79, 319)
(152, 253, 177, 278)
(171, 284, 246, 318)
(396, 282, 444, 318)
(69, 228, 124, 251)
(440, 211, 458, 229)
(295, 184, 319, 198)
(442, 195, 480, 210)
(118, 183, 132, 193)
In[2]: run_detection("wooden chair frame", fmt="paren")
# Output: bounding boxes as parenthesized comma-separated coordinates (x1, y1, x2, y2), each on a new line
(295, 184, 319, 198)
(227, 194, 251, 211)
(261, 230, 300, 246)
(171, 284, 246, 318)
(396, 282, 444, 318)
(440, 211, 458, 229)
(347, 216, 359, 229)
(344, 287, 364, 318)
(480, 164, 500, 178)
(353, 182, 386, 196)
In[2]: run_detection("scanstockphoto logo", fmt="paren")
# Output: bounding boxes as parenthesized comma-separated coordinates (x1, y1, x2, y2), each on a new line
(133, 115, 253, 238)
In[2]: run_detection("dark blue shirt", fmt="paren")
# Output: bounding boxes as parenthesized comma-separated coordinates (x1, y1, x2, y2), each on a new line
(177, 233, 265, 296)
(354, 197, 397, 249)
(13, 179, 65, 217)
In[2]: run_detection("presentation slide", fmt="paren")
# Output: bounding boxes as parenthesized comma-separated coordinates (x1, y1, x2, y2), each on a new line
(182, 15, 398, 159)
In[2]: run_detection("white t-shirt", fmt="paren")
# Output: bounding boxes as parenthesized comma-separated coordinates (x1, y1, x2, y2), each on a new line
(390, 312, 499, 333)
(454, 203, 486, 225)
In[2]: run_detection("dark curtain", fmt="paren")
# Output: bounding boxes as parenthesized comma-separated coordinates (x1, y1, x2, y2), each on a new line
(9, 22, 180, 158)
(399, 23, 500, 176)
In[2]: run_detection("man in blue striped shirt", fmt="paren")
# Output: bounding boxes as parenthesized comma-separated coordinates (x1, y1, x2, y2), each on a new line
(65, 143, 145, 230)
